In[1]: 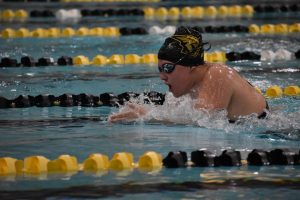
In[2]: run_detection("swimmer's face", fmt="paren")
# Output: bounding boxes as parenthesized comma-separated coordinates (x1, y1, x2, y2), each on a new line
(158, 59, 194, 97)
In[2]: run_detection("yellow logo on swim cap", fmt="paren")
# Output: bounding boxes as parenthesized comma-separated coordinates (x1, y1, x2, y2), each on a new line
(171, 35, 200, 56)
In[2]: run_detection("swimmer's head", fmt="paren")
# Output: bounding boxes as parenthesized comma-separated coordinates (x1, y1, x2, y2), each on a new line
(158, 26, 209, 66)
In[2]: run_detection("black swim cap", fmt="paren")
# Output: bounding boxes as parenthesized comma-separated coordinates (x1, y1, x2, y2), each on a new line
(158, 26, 207, 66)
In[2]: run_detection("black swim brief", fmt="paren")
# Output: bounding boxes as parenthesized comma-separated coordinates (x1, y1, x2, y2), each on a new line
(257, 101, 269, 119)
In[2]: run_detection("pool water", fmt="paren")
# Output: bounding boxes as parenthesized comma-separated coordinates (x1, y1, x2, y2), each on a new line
(1, 1, 300, 199)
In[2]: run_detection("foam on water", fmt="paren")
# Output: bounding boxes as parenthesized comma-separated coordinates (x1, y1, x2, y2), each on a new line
(114, 92, 300, 139)
(146, 93, 229, 127)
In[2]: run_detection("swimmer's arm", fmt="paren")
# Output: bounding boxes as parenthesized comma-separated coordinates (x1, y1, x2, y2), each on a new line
(108, 103, 149, 123)
(108, 103, 175, 124)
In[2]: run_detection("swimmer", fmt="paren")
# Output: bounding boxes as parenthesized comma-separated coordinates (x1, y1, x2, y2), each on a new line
(109, 26, 268, 123)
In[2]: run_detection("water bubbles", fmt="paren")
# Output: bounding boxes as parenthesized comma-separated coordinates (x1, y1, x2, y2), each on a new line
(115, 92, 300, 140)
(25, 73, 35, 77)
(142, 92, 230, 129)
(0, 81, 8, 87)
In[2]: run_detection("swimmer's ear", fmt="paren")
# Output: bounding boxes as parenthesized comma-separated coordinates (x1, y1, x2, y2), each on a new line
(189, 66, 197, 72)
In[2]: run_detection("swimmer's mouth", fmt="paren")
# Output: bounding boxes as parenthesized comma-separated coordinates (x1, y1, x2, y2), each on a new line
(164, 81, 172, 91)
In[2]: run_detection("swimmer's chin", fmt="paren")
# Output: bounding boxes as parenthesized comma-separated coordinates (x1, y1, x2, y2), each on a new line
(168, 85, 179, 97)
(169, 89, 185, 98)
(172, 93, 181, 98)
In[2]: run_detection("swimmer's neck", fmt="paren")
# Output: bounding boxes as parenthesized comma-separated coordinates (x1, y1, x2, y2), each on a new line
(189, 63, 210, 98)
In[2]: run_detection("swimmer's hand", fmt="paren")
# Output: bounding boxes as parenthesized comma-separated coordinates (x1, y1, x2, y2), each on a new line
(108, 103, 148, 123)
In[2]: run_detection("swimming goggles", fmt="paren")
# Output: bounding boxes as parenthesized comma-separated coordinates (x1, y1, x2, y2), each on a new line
(158, 55, 186, 74)
(158, 63, 176, 73)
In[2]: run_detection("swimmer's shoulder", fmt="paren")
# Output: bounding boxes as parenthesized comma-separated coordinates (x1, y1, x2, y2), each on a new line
(205, 63, 232, 78)
(205, 62, 230, 70)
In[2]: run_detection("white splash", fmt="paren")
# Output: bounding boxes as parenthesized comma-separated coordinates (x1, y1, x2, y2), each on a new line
(121, 92, 300, 137)
(133, 92, 231, 131)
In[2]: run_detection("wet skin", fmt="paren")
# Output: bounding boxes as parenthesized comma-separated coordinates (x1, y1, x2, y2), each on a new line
(109, 60, 267, 122)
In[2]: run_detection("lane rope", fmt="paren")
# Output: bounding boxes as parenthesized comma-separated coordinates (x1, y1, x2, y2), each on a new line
(1, 4, 300, 21)
(1, 23, 300, 38)
(0, 85, 299, 109)
(1, 48, 300, 68)
(0, 148, 299, 178)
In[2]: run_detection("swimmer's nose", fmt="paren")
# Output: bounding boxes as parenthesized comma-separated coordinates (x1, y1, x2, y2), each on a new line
(160, 73, 167, 81)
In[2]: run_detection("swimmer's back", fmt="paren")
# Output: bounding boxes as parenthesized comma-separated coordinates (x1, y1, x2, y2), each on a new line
(224, 65, 267, 120)
(200, 63, 267, 120)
